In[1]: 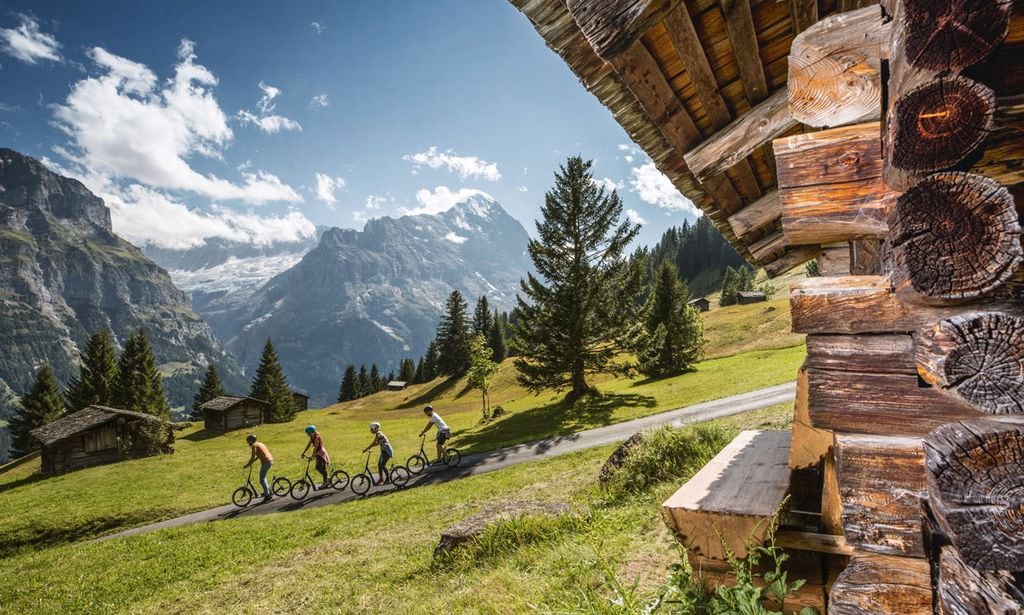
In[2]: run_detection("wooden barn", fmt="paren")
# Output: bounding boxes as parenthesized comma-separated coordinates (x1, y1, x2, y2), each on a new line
(687, 296, 710, 311)
(291, 391, 310, 412)
(201, 396, 268, 433)
(512, 0, 1024, 612)
(737, 290, 767, 304)
(385, 381, 408, 391)
(30, 406, 173, 475)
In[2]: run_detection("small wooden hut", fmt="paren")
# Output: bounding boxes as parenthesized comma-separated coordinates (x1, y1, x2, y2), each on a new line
(201, 396, 268, 433)
(30, 406, 173, 475)
(737, 290, 767, 304)
(291, 391, 310, 412)
(386, 381, 408, 391)
(512, 0, 1024, 611)
(687, 296, 710, 312)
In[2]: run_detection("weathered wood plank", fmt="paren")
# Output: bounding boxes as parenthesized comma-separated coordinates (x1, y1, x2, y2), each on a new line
(788, 0, 817, 36)
(835, 434, 927, 556)
(915, 312, 1024, 415)
(685, 88, 795, 184)
(566, 0, 684, 60)
(849, 238, 884, 275)
(661, 430, 791, 560)
(807, 368, 981, 436)
(763, 246, 819, 277)
(775, 530, 854, 556)
(925, 419, 1024, 571)
(719, 0, 768, 104)
(726, 190, 779, 238)
(789, 368, 832, 470)
(612, 39, 703, 155)
(820, 448, 843, 535)
(749, 230, 785, 262)
(829, 552, 933, 615)
(776, 122, 895, 245)
(805, 334, 916, 375)
(788, 6, 889, 128)
(967, 94, 1024, 186)
(816, 243, 851, 276)
(938, 545, 1024, 613)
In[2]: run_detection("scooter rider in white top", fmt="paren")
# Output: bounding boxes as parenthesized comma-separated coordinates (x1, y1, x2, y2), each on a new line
(419, 405, 451, 465)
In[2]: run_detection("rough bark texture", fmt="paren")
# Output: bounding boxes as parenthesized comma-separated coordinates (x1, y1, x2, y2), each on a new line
(889, 172, 1022, 302)
(566, 0, 682, 60)
(925, 419, 1024, 571)
(829, 552, 933, 614)
(885, 77, 995, 190)
(938, 545, 1024, 614)
(805, 333, 917, 374)
(916, 312, 1024, 414)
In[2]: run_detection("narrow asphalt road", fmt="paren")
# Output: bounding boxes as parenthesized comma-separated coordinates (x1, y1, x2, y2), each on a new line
(103, 382, 796, 541)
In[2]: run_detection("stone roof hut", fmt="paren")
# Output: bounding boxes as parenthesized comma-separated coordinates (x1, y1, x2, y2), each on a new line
(200, 396, 268, 433)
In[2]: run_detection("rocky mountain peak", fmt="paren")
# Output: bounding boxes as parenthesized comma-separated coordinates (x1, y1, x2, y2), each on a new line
(0, 148, 112, 233)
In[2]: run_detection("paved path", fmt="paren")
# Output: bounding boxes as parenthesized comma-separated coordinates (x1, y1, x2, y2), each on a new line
(102, 382, 796, 541)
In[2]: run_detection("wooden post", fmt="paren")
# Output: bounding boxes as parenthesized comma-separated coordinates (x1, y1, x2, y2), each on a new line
(888, 172, 1022, 303)
(915, 312, 1024, 414)
(924, 419, 1024, 571)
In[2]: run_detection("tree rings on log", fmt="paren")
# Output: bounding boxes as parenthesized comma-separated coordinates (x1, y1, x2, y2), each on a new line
(900, 0, 1012, 74)
(916, 312, 1024, 414)
(925, 419, 1024, 571)
(938, 546, 1024, 614)
(889, 172, 1022, 302)
(886, 77, 995, 179)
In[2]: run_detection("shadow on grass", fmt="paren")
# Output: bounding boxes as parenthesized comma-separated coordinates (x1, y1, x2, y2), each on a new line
(181, 429, 224, 443)
(396, 376, 462, 410)
(0, 471, 46, 495)
(453, 391, 657, 455)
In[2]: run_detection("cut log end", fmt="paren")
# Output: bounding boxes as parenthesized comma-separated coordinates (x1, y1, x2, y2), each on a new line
(916, 312, 1024, 415)
(925, 420, 1024, 571)
(888, 77, 996, 175)
(889, 172, 1022, 302)
(938, 546, 1024, 613)
(901, 0, 1013, 73)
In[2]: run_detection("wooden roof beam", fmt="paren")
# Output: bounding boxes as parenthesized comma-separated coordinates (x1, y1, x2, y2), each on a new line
(788, 0, 818, 36)
(719, 0, 769, 104)
(566, 0, 684, 60)
(684, 88, 796, 184)
(726, 190, 779, 239)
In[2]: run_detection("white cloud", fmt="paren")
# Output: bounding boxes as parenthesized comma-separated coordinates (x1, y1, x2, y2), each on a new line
(592, 177, 623, 192)
(401, 186, 492, 216)
(237, 81, 302, 134)
(617, 144, 632, 151)
(403, 146, 501, 181)
(625, 208, 647, 225)
(314, 172, 346, 206)
(309, 93, 329, 108)
(0, 14, 61, 65)
(517, 185, 528, 192)
(52, 40, 301, 204)
(444, 231, 468, 245)
(0, 102, 19, 113)
(630, 163, 699, 216)
(365, 194, 390, 210)
(310, 22, 324, 35)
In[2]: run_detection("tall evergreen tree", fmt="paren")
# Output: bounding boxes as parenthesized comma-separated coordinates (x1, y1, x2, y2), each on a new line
(637, 261, 707, 377)
(369, 364, 382, 393)
(399, 358, 416, 383)
(487, 312, 507, 363)
(357, 365, 370, 399)
(191, 364, 225, 420)
(113, 329, 170, 419)
(436, 290, 471, 376)
(249, 338, 296, 422)
(413, 357, 425, 384)
(338, 364, 358, 402)
(472, 296, 492, 337)
(8, 365, 64, 457)
(422, 341, 439, 381)
(513, 156, 642, 400)
(65, 329, 118, 412)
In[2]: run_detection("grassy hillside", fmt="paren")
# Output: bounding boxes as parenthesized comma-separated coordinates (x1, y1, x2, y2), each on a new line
(0, 403, 793, 614)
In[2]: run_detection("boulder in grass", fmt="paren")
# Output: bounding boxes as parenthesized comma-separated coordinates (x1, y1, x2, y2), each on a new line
(598, 432, 647, 484)
(434, 501, 571, 558)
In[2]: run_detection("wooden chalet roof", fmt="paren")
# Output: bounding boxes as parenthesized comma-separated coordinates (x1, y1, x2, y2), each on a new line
(30, 406, 167, 447)
(509, 0, 879, 276)
(200, 395, 269, 413)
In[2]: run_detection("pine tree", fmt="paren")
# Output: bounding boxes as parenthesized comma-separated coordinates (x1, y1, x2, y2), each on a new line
(113, 329, 170, 419)
(191, 364, 225, 420)
(422, 341, 439, 381)
(399, 358, 416, 383)
(436, 291, 471, 376)
(249, 338, 296, 423)
(467, 334, 500, 421)
(719, 266, 740, 307)
(487, 313, 507, 363)
(65, 329, 118, 412)
(369, 364, 382, 393)
(637, 261, 707, 377)
(357, 365, 370, 398)
(472, 296, 492, 337)
(513, 156, 642, 401)
(8, 365, 64, 457)
(338, 364, 358, 402)
(413, 357, 425, 384)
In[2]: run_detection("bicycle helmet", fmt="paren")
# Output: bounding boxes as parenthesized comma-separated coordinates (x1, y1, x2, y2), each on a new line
(369, 421, 380, 432)
(305, 425, 316, 434)
(245, 434, 257, 444)
(423, 405, 433, 414)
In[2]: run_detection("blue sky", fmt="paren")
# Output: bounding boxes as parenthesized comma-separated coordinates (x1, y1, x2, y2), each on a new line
(0, 1, 698, 249)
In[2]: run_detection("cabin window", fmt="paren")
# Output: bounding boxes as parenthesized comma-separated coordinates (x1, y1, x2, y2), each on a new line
(83, 424, 117, 452)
